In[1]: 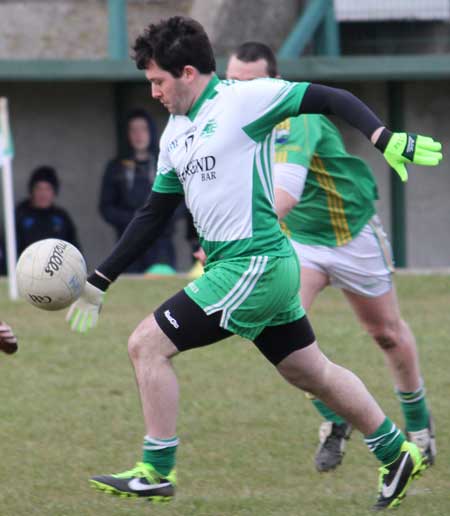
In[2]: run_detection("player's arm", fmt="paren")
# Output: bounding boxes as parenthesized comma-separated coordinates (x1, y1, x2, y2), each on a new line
(95, 191, 183, 282)
(273, 115, 314, 219)
(66, 191, 183, 332)
(274, 163, 308, 219)
(299, 84, 443, 181)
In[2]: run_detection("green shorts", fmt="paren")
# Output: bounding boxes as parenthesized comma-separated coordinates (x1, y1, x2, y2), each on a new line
(184, 253, 304, 341)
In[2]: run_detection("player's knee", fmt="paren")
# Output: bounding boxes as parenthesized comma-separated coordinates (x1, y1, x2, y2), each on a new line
(128, 321, 159, 363)
(128, 330, 145, 362)
(277, 352, 330, 393)
(369, 320, 401, 350)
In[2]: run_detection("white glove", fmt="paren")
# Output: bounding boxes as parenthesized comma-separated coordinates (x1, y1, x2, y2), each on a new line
(66, 281, 105, 333)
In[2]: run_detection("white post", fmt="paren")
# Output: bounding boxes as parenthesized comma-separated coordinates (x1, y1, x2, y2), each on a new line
(0, 98, 18, 300)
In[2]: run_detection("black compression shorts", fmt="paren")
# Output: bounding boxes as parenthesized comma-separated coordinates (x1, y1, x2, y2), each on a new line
(154, 290, 316, 365)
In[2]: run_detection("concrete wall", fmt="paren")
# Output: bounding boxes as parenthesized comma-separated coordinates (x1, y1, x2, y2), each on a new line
(0, 0, 193, 59)
(0, 1, 108, 59)
(405, 81, 450, 267)
(193, 0, 302, 55)
(0, 0, 300, 59)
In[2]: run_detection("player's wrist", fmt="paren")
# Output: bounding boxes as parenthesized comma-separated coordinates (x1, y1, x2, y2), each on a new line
(87, 270, 111, 292)
(374, 128, 393, 153)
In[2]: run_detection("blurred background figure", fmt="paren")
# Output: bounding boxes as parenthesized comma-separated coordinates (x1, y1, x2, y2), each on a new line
(15, 166, 81, 256)
(0, 321, 18, 354)
(0, 243, 5, 276)
(185, 211, 205, 279)
(99, 109, 176, 274)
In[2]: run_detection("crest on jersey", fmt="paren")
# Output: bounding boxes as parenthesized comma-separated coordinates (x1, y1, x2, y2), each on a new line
(275, 128, 290, 144)
(275, 119, 291, 144)
(201, 119, 217, 139)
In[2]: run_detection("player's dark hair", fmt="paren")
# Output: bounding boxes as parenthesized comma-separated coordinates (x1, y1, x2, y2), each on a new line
(233, 41, 278, 78)
(132, 16, 216, 77)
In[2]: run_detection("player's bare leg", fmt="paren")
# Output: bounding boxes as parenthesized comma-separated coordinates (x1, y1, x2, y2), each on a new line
(276, 340, 425, 509)
(90, 314, 179, 501)
(299, 268, 353, 471)
(344, 286, 435, 463)
(277, 341, 384, 434)
(343, 287, 420, 392)
(128, 314, 179, 438)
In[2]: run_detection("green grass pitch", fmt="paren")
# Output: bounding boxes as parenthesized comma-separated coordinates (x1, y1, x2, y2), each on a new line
(1, 274, 449, 516)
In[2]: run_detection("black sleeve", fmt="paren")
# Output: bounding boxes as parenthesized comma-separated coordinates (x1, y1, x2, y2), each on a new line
(299, 83, 385, 141)
(94, 191, 183, 283)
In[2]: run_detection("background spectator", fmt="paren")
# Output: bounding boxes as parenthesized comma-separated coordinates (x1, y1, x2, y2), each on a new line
(99, 109, 176, 273)
(15, 166, 81, 256)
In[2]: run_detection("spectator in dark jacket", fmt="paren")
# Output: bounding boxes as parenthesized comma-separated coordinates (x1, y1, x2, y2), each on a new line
(15, 166, 81, 256)
(99, 109, 176, 273)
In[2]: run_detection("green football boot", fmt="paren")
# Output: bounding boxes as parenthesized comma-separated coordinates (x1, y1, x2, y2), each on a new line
(90, 462, 176, 502)
(372, 441, 426, 511)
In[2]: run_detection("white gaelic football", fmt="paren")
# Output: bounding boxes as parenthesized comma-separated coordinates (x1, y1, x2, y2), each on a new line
(16, 239, 87, 311)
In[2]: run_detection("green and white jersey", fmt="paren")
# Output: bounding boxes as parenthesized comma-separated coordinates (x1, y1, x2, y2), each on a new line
(153, 74, 309, 263)
(275, 115, 378, 247)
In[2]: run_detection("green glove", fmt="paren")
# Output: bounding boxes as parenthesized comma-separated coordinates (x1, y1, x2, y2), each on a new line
(383, 132, 443, 182)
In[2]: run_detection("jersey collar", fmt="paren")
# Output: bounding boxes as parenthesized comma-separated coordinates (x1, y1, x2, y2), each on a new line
(186, 74, 220, 121)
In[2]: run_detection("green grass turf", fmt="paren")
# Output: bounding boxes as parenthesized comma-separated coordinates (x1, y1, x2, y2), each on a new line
(0, 274, 449, 516)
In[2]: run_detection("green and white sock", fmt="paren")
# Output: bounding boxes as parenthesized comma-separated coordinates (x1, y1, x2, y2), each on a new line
(311, 397, 345, 425)
(364, 417, 406, 465)
(397, 381, 430, 432)
(143, 435, 179, 476)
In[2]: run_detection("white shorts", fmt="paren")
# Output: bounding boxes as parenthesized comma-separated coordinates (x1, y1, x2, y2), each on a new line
(290, 215, 394, 298)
